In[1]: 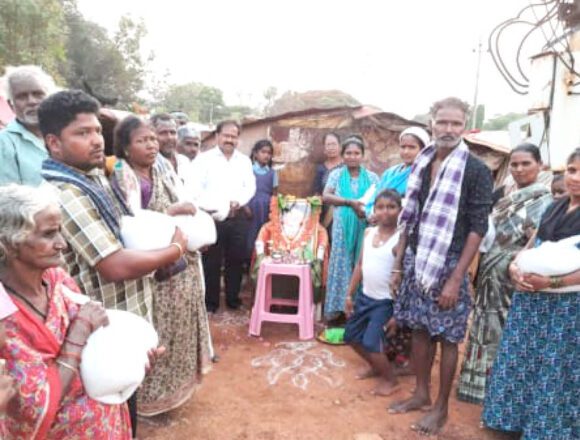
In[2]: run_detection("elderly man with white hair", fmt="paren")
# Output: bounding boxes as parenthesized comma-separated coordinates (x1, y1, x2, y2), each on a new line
(177, 124, 201, 162)
(0, 65, 56, 186)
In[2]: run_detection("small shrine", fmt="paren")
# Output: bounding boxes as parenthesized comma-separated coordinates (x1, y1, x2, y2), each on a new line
(252, 195, 329, 302)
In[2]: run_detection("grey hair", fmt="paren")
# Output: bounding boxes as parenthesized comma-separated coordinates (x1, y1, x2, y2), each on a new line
(429, 97, 471, 119)
(0, 184, 59, 266)
(3, 65, 56, 102)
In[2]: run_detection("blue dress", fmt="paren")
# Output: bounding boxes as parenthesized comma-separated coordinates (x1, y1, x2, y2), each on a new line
(324, 167, 378, 318)
(246, 163, 278, 258)
(364, 163, 411, 217)
(482, 288, 579, 439)
(482, 199, 579, 440)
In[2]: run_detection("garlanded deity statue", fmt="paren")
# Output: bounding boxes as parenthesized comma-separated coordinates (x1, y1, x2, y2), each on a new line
(252, 195, 329, 302)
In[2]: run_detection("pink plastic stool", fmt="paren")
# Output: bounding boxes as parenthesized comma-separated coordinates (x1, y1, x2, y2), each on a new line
(249, 261, 314, 340)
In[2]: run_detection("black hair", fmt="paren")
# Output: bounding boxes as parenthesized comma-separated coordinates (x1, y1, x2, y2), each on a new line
(323, 132, 340, 145)
(567, 147, 580, 164)
(341, 134, 365, 155)
(38, 89, 100, 137)
(551, 173, 564, 184)
(510, 142, 542, 163)
(251, 139, 274, 167)
(215, 119, 241, 135)
(374, 189, 402, 208)
(149, 113, 174, 129)
(113, 115, 147, 159)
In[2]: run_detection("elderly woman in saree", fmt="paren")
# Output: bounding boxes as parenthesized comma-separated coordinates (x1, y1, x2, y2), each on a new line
(482, 147, 580, 439)
(323, 135, 379, 323)
(110, 116, 211, 417)
(457, 143, 553, 404)
(0, 184, 132, 439)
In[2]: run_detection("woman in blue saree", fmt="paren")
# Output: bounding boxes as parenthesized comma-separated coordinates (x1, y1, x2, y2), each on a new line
(364, 127, 430, 217)
(323, 135, 378, 322)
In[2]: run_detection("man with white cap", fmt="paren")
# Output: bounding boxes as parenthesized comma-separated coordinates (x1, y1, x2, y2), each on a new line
(174, 125, 201, 182)
(177, 125, 201, 161)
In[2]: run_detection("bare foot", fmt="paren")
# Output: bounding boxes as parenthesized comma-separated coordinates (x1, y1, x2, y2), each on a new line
(355, 366, 378, 380)
(370, 379, 401, 397)
(410, 405, 448, 436)
(388, 393, 431, 414)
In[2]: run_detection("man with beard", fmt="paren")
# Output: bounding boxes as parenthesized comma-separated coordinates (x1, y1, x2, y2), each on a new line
(150, 113, 180, 172)
(0, 65, 56, 185)
(187, 120, 255, 313)
(387, 97, 493, 436)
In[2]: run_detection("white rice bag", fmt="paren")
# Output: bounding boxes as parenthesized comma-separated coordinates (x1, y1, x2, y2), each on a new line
(174, 210, 217, 251)
(80, 309, 158, 405)
(120, 209, 175, 251)
(516, 235, 580, 293)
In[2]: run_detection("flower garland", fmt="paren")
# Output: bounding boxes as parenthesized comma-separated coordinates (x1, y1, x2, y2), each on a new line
(267, 195, 322, 251)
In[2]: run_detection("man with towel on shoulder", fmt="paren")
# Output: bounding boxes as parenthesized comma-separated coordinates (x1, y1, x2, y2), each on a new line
(387, 97, 493, 436)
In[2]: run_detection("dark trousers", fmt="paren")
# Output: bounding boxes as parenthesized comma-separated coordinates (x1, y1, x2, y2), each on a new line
(203, 217, 248, 312)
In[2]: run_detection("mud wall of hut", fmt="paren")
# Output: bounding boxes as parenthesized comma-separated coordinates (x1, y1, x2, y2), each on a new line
(202, 122, 405, 197)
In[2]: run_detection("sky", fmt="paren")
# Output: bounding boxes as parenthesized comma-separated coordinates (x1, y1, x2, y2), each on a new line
(77, 0, 550, 120)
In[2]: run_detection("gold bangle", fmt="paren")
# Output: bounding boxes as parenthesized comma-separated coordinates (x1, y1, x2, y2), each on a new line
(56, 358, 79, 375)
(170, 242, 184, 257)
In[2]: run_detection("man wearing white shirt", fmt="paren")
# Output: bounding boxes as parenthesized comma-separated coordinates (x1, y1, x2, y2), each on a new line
(189, 120, 255, 312)
(175, 125, 200, 182)
(177, 125, 201, 162)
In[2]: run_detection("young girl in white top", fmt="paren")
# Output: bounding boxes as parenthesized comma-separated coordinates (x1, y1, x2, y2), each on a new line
(344, 189, 401, 396)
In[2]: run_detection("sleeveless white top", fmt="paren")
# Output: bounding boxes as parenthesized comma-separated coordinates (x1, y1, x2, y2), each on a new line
(361, 227, 399, 300)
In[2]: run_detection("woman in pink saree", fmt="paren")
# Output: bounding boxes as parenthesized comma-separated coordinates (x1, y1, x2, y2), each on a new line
(0, 184, 132, 439)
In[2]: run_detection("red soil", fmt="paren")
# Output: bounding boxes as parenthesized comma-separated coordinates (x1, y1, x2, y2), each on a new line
(140, 304, 508, 440)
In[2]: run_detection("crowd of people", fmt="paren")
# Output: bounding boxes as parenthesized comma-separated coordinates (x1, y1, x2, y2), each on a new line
(0, 64, 577, 440)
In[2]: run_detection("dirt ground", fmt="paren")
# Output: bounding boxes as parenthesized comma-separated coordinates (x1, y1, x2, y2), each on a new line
(140, 293, 505, 440)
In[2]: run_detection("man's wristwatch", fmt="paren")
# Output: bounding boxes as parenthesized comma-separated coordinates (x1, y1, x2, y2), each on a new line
(549, 276, 564, 289)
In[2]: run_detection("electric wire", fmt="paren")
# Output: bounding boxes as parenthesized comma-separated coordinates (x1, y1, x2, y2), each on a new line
(488, 0, 579, 94)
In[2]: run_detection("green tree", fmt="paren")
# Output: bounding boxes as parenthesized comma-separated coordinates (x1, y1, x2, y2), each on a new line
(60, 4, 148, 107)
(197, 86, 225, 123)
(227, 105, 255, 121)
(262, 86, 278, 115)
(160, 82, 232, 124)
(468, 104, 485, 129)
(483, 112, 526, 130)
(161, 82, 203, 119)
(0, 0, 66, 79)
